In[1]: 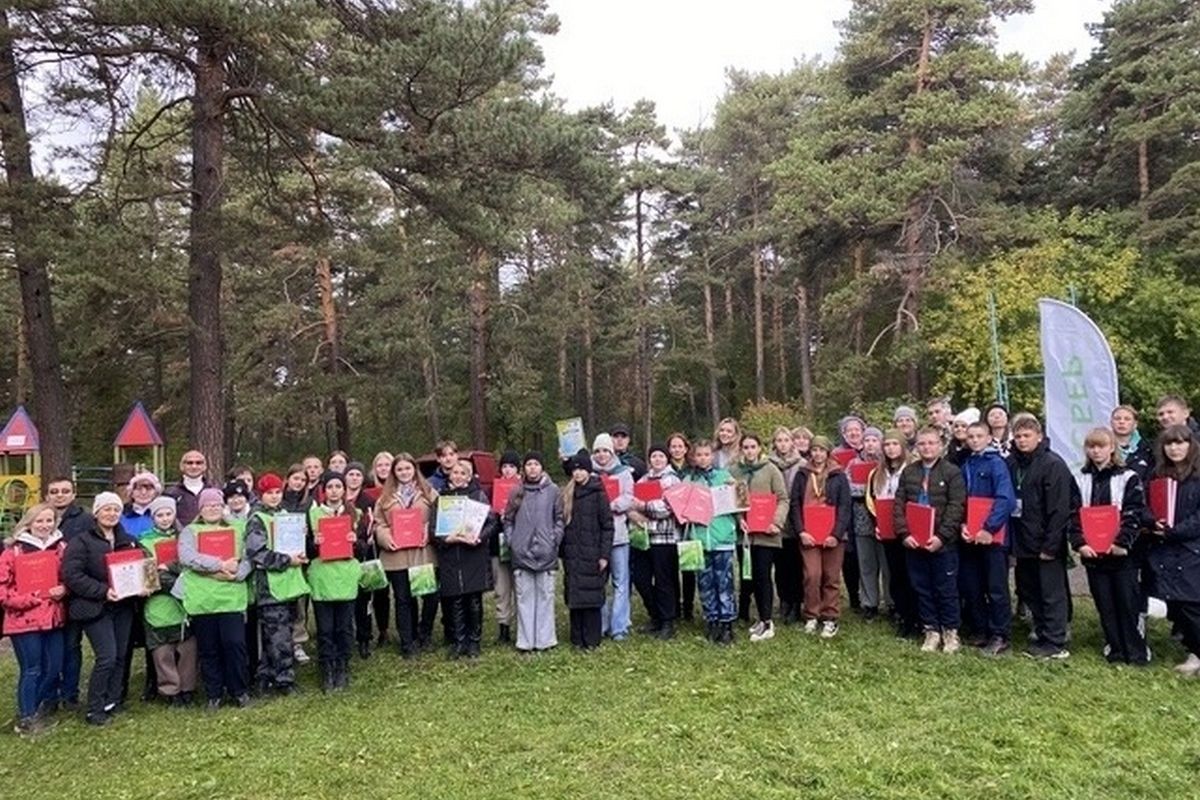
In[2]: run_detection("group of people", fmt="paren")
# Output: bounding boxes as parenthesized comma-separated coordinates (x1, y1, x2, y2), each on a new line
(3, 394, 1200, 737)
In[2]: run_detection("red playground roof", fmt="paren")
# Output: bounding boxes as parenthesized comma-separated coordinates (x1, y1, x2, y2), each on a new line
(114, 402, 164, 448)
(0, 406, 40, 454)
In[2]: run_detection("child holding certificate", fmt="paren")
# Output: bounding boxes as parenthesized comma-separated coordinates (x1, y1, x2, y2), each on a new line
(138, 497, 198, 706)
(306, 471, 364, 690)
(434, 461, 497, 658)
(0, 503, 67, 735)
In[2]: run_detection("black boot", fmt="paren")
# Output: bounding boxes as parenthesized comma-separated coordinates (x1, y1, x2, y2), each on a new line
(466, 595, 483, 658)
(321, 663, 336, 694)
(497, 624, 511, 644)
(638, 619, 662, 635)
(719, 622, 734, 646)
(358, 640, 371, 659)
(334, 660, 349, 691)
(656, 620, 676, 641)
(448, 596, 469, 659)
(705, 621, 716, 642)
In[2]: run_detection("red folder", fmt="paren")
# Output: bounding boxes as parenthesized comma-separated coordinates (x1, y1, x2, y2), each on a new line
(14, 550, 59, 594)
(318, 515, 354, 561)
(663, 483, 714, 526)
(874, 498, 895, 540)
(600, 474, 620, 502)
(1080, 505, 1120, 554)
(634, 480, 663, 503)
(490, 477, 518, 514)
(154, 539, 179, 566)
(197, 529, 236, 560)
(832, 449, 856, 468)
(966, 497, 1005, 545)
(804, 504, 837, 545)
(1148, 478, 1177, 526)
(746, 492, 777, 534)
(848, 461, 874, 485)
(389, 506, 426, 549)
(905, 503, 936, 547)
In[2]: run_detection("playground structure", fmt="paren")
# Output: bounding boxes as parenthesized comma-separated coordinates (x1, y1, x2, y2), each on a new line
(0, 406, 41, 537)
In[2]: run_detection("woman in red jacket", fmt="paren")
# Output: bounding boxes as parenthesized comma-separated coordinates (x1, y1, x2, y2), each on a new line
(0, 503, 68, 735)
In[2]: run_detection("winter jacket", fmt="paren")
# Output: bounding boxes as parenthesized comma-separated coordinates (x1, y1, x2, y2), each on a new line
(120, 503, 154, 540)
(61, 523, 141, 623)
(58, 505, 94, 543)
(790, 465, 853, 544)
(961, 447, 1018, 537)
(560, 477, 614, 609)
(164, 478, 214, 528)
(1068, 463, 1143, 572)
(684, 466, 738, 551)
(503, 475, 565, 572)
(434, 485, 497, 597)
(1147, 474, 1200, 603)
(592, 458, 635, 546)
(617, 450, 648, 482)
(372, 487, 437, 572)
(1006, 441, 1074, 560)
(731, 457, 789, 548)
(636, 467, 682, 546)
(893, 457, 967, 546)
(244, 503, 311, 605)
(0, 531, 67, 634)
(1119, 433, 1154, 483)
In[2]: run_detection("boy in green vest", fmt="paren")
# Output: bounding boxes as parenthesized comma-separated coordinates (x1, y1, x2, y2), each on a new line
(306, 472, 363, 692)
(140, 496, 197, 707)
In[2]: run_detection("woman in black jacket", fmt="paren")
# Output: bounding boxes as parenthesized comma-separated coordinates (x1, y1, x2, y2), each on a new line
(434, 461, 497, 659)
(61, 492, 144, 726)
(560, 450, 614, 651)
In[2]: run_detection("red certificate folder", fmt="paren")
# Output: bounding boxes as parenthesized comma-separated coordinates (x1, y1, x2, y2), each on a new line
(154, 539, 179, 566)
(14, 550, 59, 594)
(874, 498, 895, 540)
(832, 449, 856, 468)
(634, 481, 663, 503)
(197, 529, 236, 560)
(490, 477, 518, 514)
(317, 515, 355, 561)
(803, 504, 836, 545)
(1148, 478, 1177, 526)
(848, 461, 874, 485)
(966, 497, 1005, 545)
(905, 503, 936, 547)
(663, 483, 714, 526)
(1080, 505, 1120, 553)
(389, 507, 426, 549)
(746, 492, 777, 534)
(600, 475, 620, 503)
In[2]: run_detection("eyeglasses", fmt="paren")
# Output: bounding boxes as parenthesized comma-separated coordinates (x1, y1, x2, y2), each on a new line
(46, 488, 73, 495)
(183, 460, 206, 465)
(133, 483, 156, 491)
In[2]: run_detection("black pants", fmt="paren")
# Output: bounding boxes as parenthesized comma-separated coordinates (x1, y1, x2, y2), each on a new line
(192, 612, 248, 701)
(1015, 558, 1069, 649)
(883, 539, 918, 633)
(775, 539, 802, 611)
(119, 598, 156, 703)
(649, 544, 680, 623)
(444, 593, 483, 655)
(1170, 600, 1200, 657)
(355, 587, 390, 643)
(62, 621, 84, 704)
(387, 569, 429, 655)
(83, 605, 134, 717)
(843, 542, 861, 610)
(569, 607, 602, 649)
(750, 545, 776, 622)
(258, 603, 297, 686)
(314, 600, 355, 667)
(420, 579, 440, 644)
(245, 604, 260, 679)
(1086, 563, 1147, 663)
(631, 547, 658, 623)
(680, 571, 696, 620)
(737, 546, 753, 621)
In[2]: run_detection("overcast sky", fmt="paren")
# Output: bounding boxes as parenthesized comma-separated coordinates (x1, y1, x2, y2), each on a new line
(540, 0, 1112, 133)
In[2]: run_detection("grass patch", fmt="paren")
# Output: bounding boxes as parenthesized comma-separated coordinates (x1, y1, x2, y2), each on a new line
(1, 601, 1198, 799)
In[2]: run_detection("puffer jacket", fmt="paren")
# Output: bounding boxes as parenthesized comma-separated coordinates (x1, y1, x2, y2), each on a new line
(503, 474, 565, 572)
(893, 457, 966, 546)
(61, 523, 141, 623)
(1147, 473, 1200, 602)
(0, 531, 67, 634)
(560, 477, 614, 609)
(434, 484, 497, 596)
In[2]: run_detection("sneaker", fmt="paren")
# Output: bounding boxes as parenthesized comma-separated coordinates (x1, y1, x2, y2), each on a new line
(293, 645, 310, 665)
(718, 622, 734, 646)
(920, 629, 942, 652)
(748, 621, 766, 641)
(85, 711, 113, 726)
(207, 698, 223, 711)
(14, 717, 42, 737)
(981, 637, 1010, 657)
(819, 621, 838, 639)
(1025, 642, 1069, 660)
(1174, 653, 1200, 676)
(751, 621, 775, 642)
(803, 618, 819, 635)
(234, 693, 253, 708)
(941, 629, 961, 654)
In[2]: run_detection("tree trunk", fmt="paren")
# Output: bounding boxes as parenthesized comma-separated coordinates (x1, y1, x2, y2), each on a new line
(724, 283, 734, 330)
(796, 284, 814, 414)
(772, 285, 786, 399)
(467, 246, 490, 449)
(421, 354, 441, 440)
(579, 287, 596, 432)
(14, 312, 29, 405)
(752, 245, 765, 403)
(852, 241, 865, 355)
(186, 30, 229, 477)
(316, 253, 350, 452)
(703, 253, 720, 428)
(0, 14, 73, 479)
(633, 184, 647, 436)
(1137, 133, 1150, 220)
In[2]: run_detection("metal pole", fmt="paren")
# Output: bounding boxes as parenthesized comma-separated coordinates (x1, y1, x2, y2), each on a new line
(987, 291, 1007, 407)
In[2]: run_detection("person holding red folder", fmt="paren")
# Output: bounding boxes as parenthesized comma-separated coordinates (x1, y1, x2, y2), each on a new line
(1067, 428, 1148, 665)
(433, 461, 497, 659)
(489, 451, 521, 644)
(770, 427, 805, 625)
(791, 435, 852, 638)
(959, 421, 1017, 656)
(372, 454, 438, 659)
(849, 428, 886, 621)
(893, 428, 967, 654)
(732, 434, 790, 643)
(306, 472, 366, 690)
(686, 440, 739, 644)
(0, 503, 67, 735)
(629, 443, 684, 640)
(1146, 425, 1200, 676)
(866, 430, 918, 638)
(591, 434, 636, 642)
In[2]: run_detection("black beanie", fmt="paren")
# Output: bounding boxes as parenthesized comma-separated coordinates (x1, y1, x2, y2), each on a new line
(647, 442, 669, 461)
(500, 449, 521, 469)
(566, 448, 592, 474)
(223, 480, 251, 501)
(522, 451, 544, 469)
(320, 470, 346, 489)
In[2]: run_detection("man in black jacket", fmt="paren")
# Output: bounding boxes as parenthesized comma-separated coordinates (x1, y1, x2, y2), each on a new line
(610, 423, 647, 481)
(1007, 413, 1074, 659)
(45, 476, 94, 708)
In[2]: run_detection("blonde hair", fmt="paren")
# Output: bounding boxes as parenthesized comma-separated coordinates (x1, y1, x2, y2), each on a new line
(1083, 427, 1125, 469)
(15, 502, 58, 536)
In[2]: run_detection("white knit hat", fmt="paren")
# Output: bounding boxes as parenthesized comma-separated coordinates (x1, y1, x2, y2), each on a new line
(92, 492, 123, 514)
(953, 407, 981, 425)
(592, 433, 615, 453)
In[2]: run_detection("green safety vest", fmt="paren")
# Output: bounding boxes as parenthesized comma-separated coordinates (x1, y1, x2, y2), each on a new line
(259, 510, 311, 602)
(306, 505, 361, 602)
(182, 522, 249, 616)
(139, 531, 186, 630)
(227, 516, 255, 606)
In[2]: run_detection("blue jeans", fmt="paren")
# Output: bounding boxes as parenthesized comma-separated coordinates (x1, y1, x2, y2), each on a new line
(906, 547, 960, 630)
(958, 544, 1012, 640)
(11, 629, 65, 719)
(698, 550, 737, 623)
(602, 544, 631, 638)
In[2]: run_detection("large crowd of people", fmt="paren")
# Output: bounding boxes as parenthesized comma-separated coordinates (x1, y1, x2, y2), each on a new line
(2, 394, 1199, 737)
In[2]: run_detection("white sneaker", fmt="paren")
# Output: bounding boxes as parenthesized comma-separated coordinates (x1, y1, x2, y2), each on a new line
(1174, 653, 1200, 676)
(803, 618, 819, 634)
(293, 644, 310, 665)
(920, 629, 941, 652)
(819, 621, 839, 639)
(748, 621, 765, 640)
(751, 620, 775, 642)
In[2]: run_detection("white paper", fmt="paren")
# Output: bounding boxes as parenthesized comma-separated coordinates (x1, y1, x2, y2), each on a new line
(272, 513, 308, 556)
(556, 417, 586, 458)
(436, 497, 490, 538)
(108, 559, 158, 600)
(710, 484, 743, 517)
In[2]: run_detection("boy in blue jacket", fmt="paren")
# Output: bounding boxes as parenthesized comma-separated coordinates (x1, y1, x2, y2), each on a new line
(960, 422, 1017, 655)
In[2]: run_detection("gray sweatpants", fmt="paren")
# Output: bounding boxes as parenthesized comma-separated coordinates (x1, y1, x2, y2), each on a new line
(513, 569, 557, 651)
(492, 556, 515, 626)
(856, 535, 891, 611)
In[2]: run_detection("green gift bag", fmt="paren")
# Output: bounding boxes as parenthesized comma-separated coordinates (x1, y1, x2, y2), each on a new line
(359, 559, 388, 592)
(677, 539, 704, 572)
(741, 544, 752, 581)
(408, 563, 438, 596)
(629, 525, 651, 551)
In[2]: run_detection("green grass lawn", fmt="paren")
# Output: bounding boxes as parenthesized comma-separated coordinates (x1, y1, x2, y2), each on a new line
(1, 598, 1198, 800)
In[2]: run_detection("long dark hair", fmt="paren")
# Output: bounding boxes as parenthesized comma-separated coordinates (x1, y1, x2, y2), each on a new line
(1154, 425, 1200, 481)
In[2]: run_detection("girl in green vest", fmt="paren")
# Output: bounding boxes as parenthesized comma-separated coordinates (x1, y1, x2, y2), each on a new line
(178, 488, 252, 709)
(222, 479, 259, 679)
(306, 471, 364, 691)
(245, 476, 310, 696)
(140, 496, 197, 707)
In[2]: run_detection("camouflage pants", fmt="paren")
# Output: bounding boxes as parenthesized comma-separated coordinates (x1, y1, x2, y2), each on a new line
(257, 603, 296, 687)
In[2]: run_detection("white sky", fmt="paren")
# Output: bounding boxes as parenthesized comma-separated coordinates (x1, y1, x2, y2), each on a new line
(540, 0, 1112, 133)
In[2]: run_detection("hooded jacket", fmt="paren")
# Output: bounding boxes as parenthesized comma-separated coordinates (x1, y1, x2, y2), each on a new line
(503, 474, 565, 572)
(61, 522, 140, 623)
(893, 457, 967, 546)
(0, 530, 67, 634)
(1146, 472, 1200, 602)
(1006, 441, 1074, 559)
(1068, 463, 1143, 570)
(962, 446, 1018, 536)
(560, 476, 614, 609)
(434, 484, 497, 596)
